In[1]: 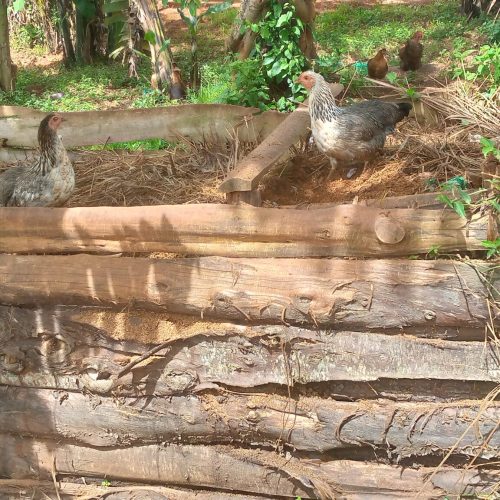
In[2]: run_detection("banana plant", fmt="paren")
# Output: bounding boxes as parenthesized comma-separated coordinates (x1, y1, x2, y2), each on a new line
(172, 0, 231, 88)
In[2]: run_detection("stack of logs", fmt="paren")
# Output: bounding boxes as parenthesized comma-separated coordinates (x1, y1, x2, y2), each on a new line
(0, 192, 499, 499)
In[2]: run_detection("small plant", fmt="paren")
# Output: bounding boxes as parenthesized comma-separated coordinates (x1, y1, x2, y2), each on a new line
(481, 238, 500, 259)
(101, 479, 111, 487)
(173, 0, 232, 88)
(245, 0, 308, 111)
(437, 176, 470, 218)
(480, 137, 500, 161)
(426, 244, 441, 258)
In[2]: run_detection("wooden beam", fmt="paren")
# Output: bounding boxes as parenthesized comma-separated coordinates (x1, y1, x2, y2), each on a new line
(0, 203, 493, 256)
(1, 306, 498, 395)
(219, 83, 344, 194)
(0, 256, 496, 333)
(0, 436, 498, 498)
(0, 104, 285, 148)
(1, 387, 499, 459)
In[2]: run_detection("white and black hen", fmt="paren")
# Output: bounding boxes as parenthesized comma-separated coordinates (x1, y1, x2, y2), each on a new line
(297, 71, 412, 178)
(0, 113, 75, 207)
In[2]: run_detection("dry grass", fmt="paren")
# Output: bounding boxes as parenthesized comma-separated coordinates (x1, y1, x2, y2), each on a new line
(67, 138, 257, 207)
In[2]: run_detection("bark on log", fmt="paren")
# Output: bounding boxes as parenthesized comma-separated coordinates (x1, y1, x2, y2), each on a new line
(0, 255, 496, 333)
(0, 0, 13, 92)
(0, 203, 493, 256)
(1, 387, 499, 459)
(0, 480, 262, 500)
(0, 436, 498, 498)
(1, 306, 499, 396)
(0, 104, 284, 148)
(219, 84, 343, 194)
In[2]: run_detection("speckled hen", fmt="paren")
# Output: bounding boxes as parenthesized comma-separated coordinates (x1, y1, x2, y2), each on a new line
(0, 113, 75, 207)
(297, 71, 412, 179)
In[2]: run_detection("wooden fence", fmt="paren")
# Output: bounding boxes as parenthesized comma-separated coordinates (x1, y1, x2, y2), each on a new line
(0, 103, 499, 499)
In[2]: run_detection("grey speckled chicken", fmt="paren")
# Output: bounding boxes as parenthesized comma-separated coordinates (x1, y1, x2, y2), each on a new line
(0, 113, 75, 207)
(297, 71, 412, 178)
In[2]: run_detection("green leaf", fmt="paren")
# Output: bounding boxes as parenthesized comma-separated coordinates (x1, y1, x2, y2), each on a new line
(144, 30, 156, 44)
(75, 0, 96, 18)
(437, 193, 454, 209)
(205, 1, 232, 16)
(13, 0, 25, 12)
(488, 199, 500, 212)
(459, 190, 472, 204)
(158, 39, 171, 54)
(452, 201, 466, 218)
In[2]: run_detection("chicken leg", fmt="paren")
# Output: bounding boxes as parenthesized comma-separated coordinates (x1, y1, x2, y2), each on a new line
(325, 157, 338, 181)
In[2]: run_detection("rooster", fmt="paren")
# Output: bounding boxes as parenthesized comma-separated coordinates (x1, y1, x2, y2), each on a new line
(399, 31, 424, 71)
(297, 71, 412, 179)
(368, 48, 389, 79)
(0, 113, 75, 207)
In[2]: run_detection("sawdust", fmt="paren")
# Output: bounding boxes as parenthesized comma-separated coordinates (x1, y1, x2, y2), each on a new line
(72, 309, 235, 343)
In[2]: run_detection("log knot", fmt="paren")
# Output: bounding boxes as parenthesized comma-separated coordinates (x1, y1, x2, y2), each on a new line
(374, 215, 406, 245)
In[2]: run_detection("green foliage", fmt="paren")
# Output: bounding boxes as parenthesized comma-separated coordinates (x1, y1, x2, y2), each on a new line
(480, 137, 500, 161)
(481, 238, 500, 259)
(479, 18, 500, 44)
(315, 0, 471, 63)
(101, 479, 111, 487)
(224, 58, 271, 109)
(234, 0, 307, 111)
(426, 244, 441, 258)
(437, 177, 500, 259)
(451, 43, 500, 93)
(10, 23, 45, 51)
(0, 62, 151, 111)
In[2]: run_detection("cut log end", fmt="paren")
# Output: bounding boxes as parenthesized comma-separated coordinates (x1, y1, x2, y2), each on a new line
(374, 215, 406, 244)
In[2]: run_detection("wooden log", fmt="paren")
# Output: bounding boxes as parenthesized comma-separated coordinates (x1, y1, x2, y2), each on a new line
(0, 104, 284, 148)
(0, 436, 498, 498)
(282, 190, 479, 210)
(1, 307, 499, 395)
(219, 84, 344, 194)
(1, 387, 499, 459)
(0, 203, 493, 256)
(0, 480, 262, 500)
(0, 255, 496, 333)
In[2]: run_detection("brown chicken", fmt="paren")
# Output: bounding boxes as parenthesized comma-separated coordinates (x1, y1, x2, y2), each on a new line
(0, 113, 75, 207)
(367, 48, 389, 79)
(399, 31, 424, 71)
(169, 64, 187, 100)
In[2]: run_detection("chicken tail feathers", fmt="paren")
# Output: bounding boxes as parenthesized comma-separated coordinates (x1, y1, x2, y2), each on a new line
(397, 102, 412, 117)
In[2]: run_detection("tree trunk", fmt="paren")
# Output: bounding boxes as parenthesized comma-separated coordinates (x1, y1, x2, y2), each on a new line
(56, 0, 76, 65)
(226, 0, 316, 60)
(0, 436, 498, 498)
(134, 0, 174, 89)
(1, 387, 499, 459)
(0, 0, 13, 92)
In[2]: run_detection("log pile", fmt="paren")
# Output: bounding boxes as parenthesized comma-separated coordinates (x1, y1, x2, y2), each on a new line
(0, 215, 499, 498)
(0, 98, 499, 497)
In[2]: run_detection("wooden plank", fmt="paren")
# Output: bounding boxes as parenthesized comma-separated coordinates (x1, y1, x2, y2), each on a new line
(0, 436, 498, 498)
(1, 387, 499, 459)
(0, 203, 493, 256)
(0, 256, 496, 333)
(0, 104, 285, 148)
(1, 307, 498, 395)
(219, 83, 344, 193)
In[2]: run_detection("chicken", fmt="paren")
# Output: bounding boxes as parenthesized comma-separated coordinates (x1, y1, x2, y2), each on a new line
(169, 64, 187, 100)
(367, 48, 389, 79)
(0, 113, 75, 207)
(399, 31, 424, 71)
(296, 71, 412, 178)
